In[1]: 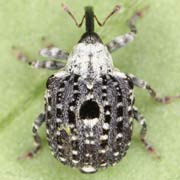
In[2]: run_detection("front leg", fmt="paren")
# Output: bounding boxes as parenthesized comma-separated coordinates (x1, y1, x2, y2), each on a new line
(129, 74, 180, 104)
(106, 32, 135, 53)
(106, 6, 149, 53)
(13, 46, 66, 70)
(39, 47, 69, 60)
(39, 37, 69, 60)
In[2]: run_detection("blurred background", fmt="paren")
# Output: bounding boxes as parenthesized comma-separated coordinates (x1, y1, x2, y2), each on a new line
(0, 0, 180, 180)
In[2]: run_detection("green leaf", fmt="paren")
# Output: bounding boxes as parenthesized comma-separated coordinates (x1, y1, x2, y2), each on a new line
(0, 0, 180, 180)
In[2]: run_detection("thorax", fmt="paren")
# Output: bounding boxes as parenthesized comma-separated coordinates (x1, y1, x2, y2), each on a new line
(66, 42, 114, 79)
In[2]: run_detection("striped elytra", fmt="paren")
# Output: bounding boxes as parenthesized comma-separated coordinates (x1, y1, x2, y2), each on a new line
(45, 72, 134, 173)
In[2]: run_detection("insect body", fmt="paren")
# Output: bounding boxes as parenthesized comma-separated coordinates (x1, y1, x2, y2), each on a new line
(14, 4, 180, 173)
(46, 35, 134, 173)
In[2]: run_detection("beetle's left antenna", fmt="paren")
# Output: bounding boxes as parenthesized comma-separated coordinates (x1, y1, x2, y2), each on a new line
(61, 3, 85, 27)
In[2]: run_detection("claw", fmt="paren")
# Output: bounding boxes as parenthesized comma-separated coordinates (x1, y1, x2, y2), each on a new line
(147, 146, 161, 159)
(17, 151, 34, 160)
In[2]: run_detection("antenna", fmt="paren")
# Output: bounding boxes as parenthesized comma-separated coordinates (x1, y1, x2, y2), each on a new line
(94, 5, 121, 26)
(61, 3, 85, 27)
(61, 4, 121, 33)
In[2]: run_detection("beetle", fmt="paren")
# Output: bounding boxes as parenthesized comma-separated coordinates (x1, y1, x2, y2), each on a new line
(13, 4, 180, 173)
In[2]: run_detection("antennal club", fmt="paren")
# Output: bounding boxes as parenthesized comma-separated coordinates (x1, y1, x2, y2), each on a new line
(94, 5, 121, 26)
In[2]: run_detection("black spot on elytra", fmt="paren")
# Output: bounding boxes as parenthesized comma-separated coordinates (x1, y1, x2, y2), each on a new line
(103, 128, 109, 135)
(47, 97, 52, 105)
(104, 105, 111, 112)
(73, 91, 79, 99)
(117, 107, 123, 117)
(117, 95, 122, 102)
(69, 100, 76, 107)
(47, 111, 52, 119)
(59, 81, 65, 88)
(80, 100, 100, 119)
(104, 105, 111, 123)
(105, 115, 111, 123)
(56, 108, 62, 118)
(74, 84, 79, 90)
(102, 89, 107, 93)
(117, 121, 123, 132)
(68, 110, 75, 124)
(72, 154, 79, 160)
(102, 96, 106, 101)
(74, 74, 79, 82)
(101, 140, 108, 149)
(102, 78, 107, 85)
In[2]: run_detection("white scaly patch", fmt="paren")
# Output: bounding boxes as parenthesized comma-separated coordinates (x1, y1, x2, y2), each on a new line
(72, 150, 78, 155)
(113, 152, 119, 156)
(59, 157, 66, 162)
(66, 42, 114, 78)
(116, 133, 123, 138)
(72, 160, 79, 164)
(103, 123, 109, 130)
(83, 118, 99, 128)
(113, 71, 127, 78)
(100, 134, 108, 140)
(81, 166, 96, 173)
(54, 71, 66, 78)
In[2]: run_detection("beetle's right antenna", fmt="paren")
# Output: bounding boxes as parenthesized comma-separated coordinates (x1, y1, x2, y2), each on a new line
(94, 5, 121, 26)
(61, 3, 85, 28)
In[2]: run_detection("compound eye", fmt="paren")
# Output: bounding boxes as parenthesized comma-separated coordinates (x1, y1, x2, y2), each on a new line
(80, 100, 100, 119)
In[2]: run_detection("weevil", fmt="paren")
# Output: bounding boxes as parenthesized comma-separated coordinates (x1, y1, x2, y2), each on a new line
(13, 4, 180, 173)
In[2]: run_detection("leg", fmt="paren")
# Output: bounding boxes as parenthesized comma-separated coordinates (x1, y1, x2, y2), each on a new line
(129, 74, 180, 104)
(29, 60, 65, 70)
(106, 6, 149, 53)
(39, 36, 69, 59)
(133, 106, 160, 158)
(39, 47, 69, 60)
(12, 46, 65, 70)
(18, 112, 45, 159)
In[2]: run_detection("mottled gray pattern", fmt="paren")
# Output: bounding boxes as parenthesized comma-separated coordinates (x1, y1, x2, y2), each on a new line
(45, 70, 134, 172)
